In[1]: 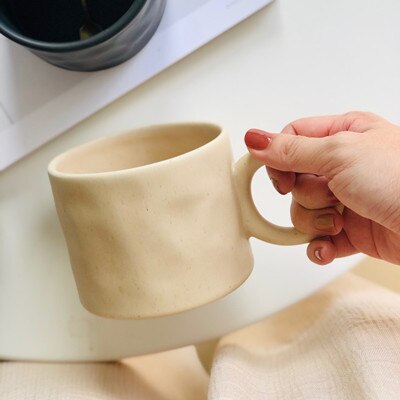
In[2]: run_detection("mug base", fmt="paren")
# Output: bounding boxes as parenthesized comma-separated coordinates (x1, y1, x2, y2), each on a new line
(79, 261, 254, 320)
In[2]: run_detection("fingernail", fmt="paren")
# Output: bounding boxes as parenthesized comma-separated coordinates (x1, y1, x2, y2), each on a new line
(314, 214, 335, 231)
(245, 129, 271, 150)
(314, 248, 323, 261)
(271, 178, 285, 195)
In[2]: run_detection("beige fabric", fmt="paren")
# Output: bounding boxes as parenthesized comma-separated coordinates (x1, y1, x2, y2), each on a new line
(0, 347, 209, 400)
(209, 273, 400, 399)
(352, 257, 400, 294)
(3, 264, 400, 400)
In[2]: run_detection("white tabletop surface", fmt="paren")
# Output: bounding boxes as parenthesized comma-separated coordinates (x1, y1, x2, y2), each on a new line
(1, 0, 400, 361)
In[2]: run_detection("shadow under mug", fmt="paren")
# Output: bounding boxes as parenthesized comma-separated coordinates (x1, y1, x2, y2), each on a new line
(0, 0, 166, 71)
(48, 123, 312, 319)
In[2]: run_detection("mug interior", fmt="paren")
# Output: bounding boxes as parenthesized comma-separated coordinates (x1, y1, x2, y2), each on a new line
(51, 123, 222, 175)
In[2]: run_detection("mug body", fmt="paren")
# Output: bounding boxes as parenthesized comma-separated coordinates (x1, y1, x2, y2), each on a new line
(0, 0, 166, 71)
(48, 123, 254, 319)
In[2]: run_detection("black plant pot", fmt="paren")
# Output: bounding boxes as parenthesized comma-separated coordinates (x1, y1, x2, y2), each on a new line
(0, 0, 166, 71)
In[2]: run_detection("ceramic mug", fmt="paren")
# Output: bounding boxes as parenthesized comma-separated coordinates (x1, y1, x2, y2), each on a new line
(48, 123, 312, 319)
(0, 0, 166, 71)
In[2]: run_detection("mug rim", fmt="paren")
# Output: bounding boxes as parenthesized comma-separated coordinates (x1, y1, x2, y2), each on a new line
(48, 122, 225, 179)
(0, 0, 146, 52)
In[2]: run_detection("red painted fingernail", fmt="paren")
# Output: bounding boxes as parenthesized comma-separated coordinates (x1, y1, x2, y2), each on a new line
(245, 129, 271, 150)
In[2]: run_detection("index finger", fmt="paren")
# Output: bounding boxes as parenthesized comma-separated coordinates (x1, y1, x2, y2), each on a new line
(281, 112, 383, 137)
(267, 115, 346, 193)
(265, 111, 382, 195)
(266, 116, 342, 194)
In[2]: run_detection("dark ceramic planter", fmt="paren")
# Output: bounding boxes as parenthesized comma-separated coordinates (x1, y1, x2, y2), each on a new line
(0, 0, 166, 71)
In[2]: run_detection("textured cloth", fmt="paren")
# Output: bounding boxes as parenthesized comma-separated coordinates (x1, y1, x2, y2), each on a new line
(209, 274, 400, 400)
(0, 347, 209, 400)
(2, 272, 400, 399)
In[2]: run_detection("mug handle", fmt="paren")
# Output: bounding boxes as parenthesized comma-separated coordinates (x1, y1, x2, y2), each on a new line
(234, 153, 314, 245)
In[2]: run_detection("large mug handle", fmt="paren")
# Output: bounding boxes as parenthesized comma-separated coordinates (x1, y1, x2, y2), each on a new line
(234, 153, 314, 245)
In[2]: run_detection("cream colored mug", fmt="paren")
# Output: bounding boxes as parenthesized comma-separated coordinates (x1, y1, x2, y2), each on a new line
(48, 122, 312, 319)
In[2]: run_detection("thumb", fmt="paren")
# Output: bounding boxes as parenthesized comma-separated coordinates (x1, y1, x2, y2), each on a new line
(244, 128, 343, 176)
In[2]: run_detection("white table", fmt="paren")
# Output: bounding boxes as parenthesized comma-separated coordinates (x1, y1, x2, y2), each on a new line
(1, 0, 399, 361)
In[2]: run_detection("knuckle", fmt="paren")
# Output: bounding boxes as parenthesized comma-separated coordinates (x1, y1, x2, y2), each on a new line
(280, 137, 302, 169)
(281, 122, 296, 134)
(327, 133, 351, 150)
(344, 111, 381, 131)
(322, 135, 355, 171)
(344, 110, 374, 119)
(327, 133, 357, 154)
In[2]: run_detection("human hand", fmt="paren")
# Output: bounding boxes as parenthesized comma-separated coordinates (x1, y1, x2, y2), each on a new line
(244, 112, 400, 265)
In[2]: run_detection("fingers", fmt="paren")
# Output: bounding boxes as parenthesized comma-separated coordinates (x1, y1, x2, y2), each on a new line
(245, 128, 349, 176)
(266, 167, 295, 195)
(264, 121, 299, 194)
(307, 232, 358, 265)
(263, 112, 380, 192)
(292, 174, 338, 209)
(290, 201, 343, 236)
(307, 238, 337, 265)
(264, 113, 362, 191)
(245, 112, 384, 177)
(288, 172, 344, 262)
(282, 111, 383, 137)
(244, 112, 383, 265)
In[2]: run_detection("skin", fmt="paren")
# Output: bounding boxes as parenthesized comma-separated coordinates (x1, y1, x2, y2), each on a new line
(245, 112, 400, 266)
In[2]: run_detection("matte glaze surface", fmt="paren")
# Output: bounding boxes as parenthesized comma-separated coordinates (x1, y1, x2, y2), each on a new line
(48, 123, 309, 319)
(49, 124, 253, 318)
